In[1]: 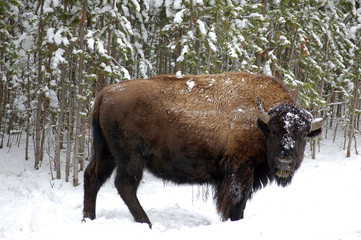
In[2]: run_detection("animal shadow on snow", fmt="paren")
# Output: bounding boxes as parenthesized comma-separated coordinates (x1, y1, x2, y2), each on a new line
(97, 207, 213, 229)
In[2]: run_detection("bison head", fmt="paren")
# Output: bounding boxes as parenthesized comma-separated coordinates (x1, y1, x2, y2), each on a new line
(256, 97, 328, 187)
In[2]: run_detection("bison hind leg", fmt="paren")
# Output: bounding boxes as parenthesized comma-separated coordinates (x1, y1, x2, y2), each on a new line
(101, 126, 152, 227)
(83, 149, 116, 220)
(114, 160, 152, 228)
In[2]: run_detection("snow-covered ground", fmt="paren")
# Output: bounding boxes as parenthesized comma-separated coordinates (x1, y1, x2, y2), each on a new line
(1, 134, 361, 240)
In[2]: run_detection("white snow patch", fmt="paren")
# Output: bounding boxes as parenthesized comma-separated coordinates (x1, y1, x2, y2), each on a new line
(228, 47, 238, 59)
(173, 0, 183, 9)
(279, 35, 291, 46)
(282, 134, 295, 150)
(19, 33, 34, 51)
(87, 38, 95, 50)
(1, 132, 361, 240)
(176, 45, 189, 62)
(52, 48, 66, 68)
(46, 28, 68, 46)
(208, 31, 217, 42)
(197, 19, 207, 36)
(97, 41, 106, 54)
(174, 9, 186, 24)
(187, 80, 195, 91)
(235, 19, 250, 29)
(176, 71, 183, 77)
(263, 60, 272, 76)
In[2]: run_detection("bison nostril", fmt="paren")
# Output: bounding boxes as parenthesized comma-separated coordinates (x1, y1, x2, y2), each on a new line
(277, 159, 292, 170)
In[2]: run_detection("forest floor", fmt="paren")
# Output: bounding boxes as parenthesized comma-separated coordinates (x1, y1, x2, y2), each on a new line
(1, 132, 361, 240)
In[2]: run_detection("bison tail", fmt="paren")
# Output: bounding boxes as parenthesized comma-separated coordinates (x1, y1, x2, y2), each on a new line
(92, 117, 102, 163)
(91, 94, 105, 170)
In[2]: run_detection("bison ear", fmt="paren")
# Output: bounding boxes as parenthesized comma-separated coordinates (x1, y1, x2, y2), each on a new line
(307, 128, 322, 138)
(257, 118, 269, 135)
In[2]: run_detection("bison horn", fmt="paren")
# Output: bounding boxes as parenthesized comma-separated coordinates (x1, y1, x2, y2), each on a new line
(256, 96, 270, 124)
(311, 111, 330, 131)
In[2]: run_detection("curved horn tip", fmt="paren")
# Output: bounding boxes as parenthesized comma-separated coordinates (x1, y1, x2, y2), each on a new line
(256, 96, 262, 111)
(311, 110, 330, 131)
(256, 96, 270, 124)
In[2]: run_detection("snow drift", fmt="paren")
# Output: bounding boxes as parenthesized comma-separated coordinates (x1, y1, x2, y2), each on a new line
(1, 135, 361, 240)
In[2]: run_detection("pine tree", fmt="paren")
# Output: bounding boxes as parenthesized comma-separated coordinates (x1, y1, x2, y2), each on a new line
(1, 0, 360, 180)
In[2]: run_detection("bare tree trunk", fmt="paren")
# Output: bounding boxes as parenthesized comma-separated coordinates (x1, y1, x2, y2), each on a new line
(347, 48, 360, 157)
(65, 87, 73, 183)
(262, 0, 267, 17)
(0, 71, 4, 149)
(34, 0, 45, 170)
(72, 0, 87, 186)
(25, 73, 31, 160)
(356, 99, 360, 131)
(54, 65, 67, 179)
(311, 78, 324, 159)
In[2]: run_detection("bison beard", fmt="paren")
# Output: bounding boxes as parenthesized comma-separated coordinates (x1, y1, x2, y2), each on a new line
(83, 72, 326, 228)
(275, 170, 294, 187)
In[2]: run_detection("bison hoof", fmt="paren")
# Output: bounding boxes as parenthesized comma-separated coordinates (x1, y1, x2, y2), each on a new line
(83, 212, 96, 221)
(147, 222, 152, 229)
(135, 219, 152, 229)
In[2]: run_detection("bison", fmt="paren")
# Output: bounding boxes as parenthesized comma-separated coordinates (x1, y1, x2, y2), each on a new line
(83, 72, 327, 228)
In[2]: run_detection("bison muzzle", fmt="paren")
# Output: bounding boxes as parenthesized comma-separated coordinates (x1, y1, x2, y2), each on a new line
(83, 72, 327, 228)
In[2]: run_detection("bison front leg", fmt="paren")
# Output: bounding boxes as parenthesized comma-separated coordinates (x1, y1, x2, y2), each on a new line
(216, 162, 254, 221)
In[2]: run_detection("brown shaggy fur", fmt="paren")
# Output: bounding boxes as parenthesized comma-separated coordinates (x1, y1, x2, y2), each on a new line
(83, 72, 306, 228)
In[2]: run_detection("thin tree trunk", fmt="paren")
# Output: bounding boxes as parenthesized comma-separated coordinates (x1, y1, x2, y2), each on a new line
(65, 87, 73, 183)
(312, 78, 324, 159)
(34, 0, 45, 170)
(54, 65, 67, 179)
(347, 48, 360, 157)
(72, 0, 87, 186)
(0, 71, 3, 149)
(25, 74, 31, 160)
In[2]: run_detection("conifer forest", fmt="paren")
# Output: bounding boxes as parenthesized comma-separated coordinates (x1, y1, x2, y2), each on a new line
(0, 0, 360, 185)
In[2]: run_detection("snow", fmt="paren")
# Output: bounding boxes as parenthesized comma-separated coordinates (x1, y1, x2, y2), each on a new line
(96, 40, 106, 54)
(187, 79, 195, 91)
(235, 19, 250, 29)
(176, 45, 189, 62)
(208, 31, 217, 42)
(1, 134, 361, 240)
(228, 44, 238, 59)
(247, 13, 264, 20)
(197, 19, 207, 36)
(208, 40, 217, 52)
(347, 25, 361, 40)
(173, 0, 183, 9)
(130, 0, 141, 12)
(174, 9, 186, 24)
(176, 70, 182, 77)
(19, 33, 34, 51)
(279, 35, 291, 46)
(52, 48, 66, 68)
(46, 28, 68, 46)
(263, 60, 272, 76)
(87, 38, 95, 50)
